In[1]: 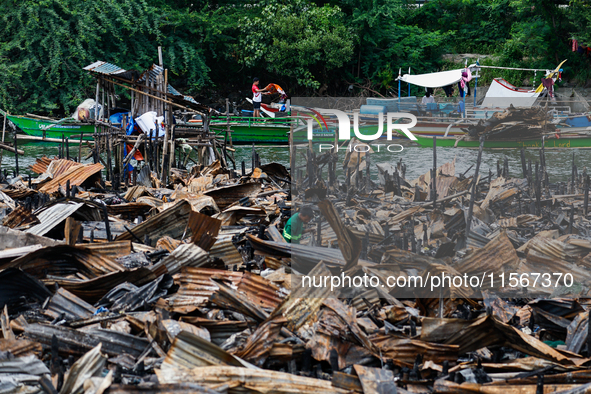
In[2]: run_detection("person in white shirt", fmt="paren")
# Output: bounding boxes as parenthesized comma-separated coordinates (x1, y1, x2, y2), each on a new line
(251, 77, 269, 118)
(422, 91, 435, 104)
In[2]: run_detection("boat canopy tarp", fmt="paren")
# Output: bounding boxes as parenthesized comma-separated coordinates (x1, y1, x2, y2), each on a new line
(396, 65, 477, 88)
(481, 78, 540, 108)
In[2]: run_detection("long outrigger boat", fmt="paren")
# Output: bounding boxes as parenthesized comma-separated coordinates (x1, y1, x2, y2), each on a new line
(6, 114, 95, 139)
(412, 133, 591, 149)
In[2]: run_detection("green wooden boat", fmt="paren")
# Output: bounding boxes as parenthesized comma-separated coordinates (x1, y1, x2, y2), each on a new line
(209, 116, 415, 145)
(7, 114, 95, 139)
(413, 133, 591, 149)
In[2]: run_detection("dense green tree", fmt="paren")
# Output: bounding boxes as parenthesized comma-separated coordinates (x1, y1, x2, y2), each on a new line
(235, 0, 355, 90)
(0, 0, 209, 115)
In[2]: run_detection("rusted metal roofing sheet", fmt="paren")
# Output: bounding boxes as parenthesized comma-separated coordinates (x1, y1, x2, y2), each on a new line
(179, 318, 249, 346)
(2, 205, 39, 229)
(39, 162, 104, 194)
(238, 271, 285, 310)
(453, 231, 519, 277)
(154, 243, 208, 276)
(0, 339, 42, 358)
(4, 244, 125, 280)
(160, 330, 254, 371)
(46, 158, 82, 178)
(208, 234, 243, 266)
(117, 200, 193, 247)
(168, 267, 243, 312)
(29, 156, 53, 174)
(76, 240, 132, 259)
(155, 365, 349, 394)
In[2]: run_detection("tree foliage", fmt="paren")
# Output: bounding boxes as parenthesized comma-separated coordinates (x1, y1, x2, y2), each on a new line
(0, 0, 589, 115)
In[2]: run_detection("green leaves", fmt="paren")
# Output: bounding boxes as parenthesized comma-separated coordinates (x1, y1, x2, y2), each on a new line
(235, 0, 355, 89)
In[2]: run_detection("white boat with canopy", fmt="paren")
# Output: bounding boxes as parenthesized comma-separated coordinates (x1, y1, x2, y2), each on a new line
(395, 60, 565, 109)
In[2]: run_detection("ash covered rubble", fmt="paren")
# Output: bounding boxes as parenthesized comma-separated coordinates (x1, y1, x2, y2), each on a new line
(1, 141, 591, 394)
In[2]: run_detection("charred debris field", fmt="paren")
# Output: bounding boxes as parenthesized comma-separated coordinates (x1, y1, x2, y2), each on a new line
(2, 137, 591, 393)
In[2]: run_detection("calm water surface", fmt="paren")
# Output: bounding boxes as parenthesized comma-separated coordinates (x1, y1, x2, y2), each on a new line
(2, 140, 590, 184)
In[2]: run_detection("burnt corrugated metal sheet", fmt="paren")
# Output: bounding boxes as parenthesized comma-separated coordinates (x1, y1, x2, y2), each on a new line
(39, 163, 104, 194)
(453, 231, 519, 277)
(117, 200, 193, 247)
(179, 318, 249, 346)
(371, 335, 459, 367)
(24, 323, 154, 357)
(29, 156, 52, 174)
(155, 365, 349, 394)
(0, 339, 42, 358)
(154, 243, 208, 275)
(209, 234, 243, 266)
(4, 244, 125, 280)
(106, 383, 219, 394)
(2, 205, 39, 229)
(77, 241, 132, 259)
(46, 158, 82, 178)
(188, 211, 222, 251)
(203, 182, 261, 210)
(161, 330, 253, 371)
(54, 267, 157, 303)
(168, 267, 243, 312)
(237, 272, 285, 310)
(44, 287, 95, 320)
(0, 268, 52, 310)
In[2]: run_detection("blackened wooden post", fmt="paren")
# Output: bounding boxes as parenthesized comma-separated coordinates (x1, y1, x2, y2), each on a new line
(241, 160, 246, 177)
(365, 150, 371, 193)
(133, 167, 137, 186)
(78, 133, 83, 163)
(432, 136, 437, 209)
(465, 137, 484, 239)
(584, 175, 589, 216)
(535, 162, 541, 215)
(571, 152, 576, 195)
(568, 205, 574, 234)
(520, 148, 527, 179)
(13, 129, 18, 176)
(65, 137, 70, 161)
(316, 220, 322, 246)
(102, 205, 112, 242)
(106, 131, 113, 182)
(66, 180, 70, 198)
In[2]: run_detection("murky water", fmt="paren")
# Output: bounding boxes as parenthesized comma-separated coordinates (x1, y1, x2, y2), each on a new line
(1, 140, 590, 183)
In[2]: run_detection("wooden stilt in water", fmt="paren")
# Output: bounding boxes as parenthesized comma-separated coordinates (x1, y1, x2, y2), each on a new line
(465, 137, 484, 239)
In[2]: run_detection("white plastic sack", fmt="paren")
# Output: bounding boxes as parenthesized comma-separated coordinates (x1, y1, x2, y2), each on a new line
(135, 111, 165, 137)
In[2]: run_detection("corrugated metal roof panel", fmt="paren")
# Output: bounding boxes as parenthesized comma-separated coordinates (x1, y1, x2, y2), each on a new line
(26, 202, 83, 236)
(39, 162, 104, 194)
(83, 61, 127, 75)
(154, 243, 209, 276)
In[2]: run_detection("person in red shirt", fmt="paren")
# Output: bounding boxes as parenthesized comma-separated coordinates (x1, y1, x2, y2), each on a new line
(252, 77, 269, 118)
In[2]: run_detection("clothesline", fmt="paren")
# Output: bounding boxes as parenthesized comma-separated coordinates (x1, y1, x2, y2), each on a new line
(476, 65, 551, 72)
